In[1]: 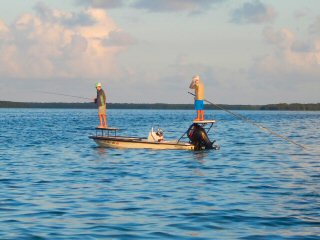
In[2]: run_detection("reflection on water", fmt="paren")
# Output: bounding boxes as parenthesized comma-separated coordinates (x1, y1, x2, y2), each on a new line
(0, 109, 319, 239)
(194, 150, 209, 162)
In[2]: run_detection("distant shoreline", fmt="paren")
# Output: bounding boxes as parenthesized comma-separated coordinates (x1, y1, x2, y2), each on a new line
(0, 101, 319, 111)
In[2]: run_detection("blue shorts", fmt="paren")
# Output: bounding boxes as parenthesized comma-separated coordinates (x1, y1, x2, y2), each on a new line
(195, 100, 204, 110)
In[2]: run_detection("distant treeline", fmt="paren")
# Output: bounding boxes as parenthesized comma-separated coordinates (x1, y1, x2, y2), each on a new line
(0, 101, 319, 111)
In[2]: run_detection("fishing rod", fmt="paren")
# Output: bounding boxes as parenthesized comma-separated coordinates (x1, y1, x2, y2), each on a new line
(37, 90, 92, 101)
(188, 92, 306, 150)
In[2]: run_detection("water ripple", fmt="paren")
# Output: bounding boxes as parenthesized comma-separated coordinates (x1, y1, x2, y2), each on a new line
(0, 109, 319, 239)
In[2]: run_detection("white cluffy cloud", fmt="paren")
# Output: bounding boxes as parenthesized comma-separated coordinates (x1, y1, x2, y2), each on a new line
(0, 3, 134, 80)
(247, 26, 320, 103)
(255, 27, 320, 77)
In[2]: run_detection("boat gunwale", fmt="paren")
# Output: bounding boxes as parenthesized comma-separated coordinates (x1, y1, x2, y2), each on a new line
(89, 135, 193, 146)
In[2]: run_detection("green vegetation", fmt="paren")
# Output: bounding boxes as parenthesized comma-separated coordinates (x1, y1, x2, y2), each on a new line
(0, 101, 319, 111)
(260, 103, 320, 111)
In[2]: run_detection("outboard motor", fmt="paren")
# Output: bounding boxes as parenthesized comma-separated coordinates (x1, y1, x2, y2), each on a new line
(187, 123, 215, 150)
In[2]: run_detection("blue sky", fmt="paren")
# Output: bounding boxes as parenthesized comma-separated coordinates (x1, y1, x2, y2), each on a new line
(0, 0, 319, 104)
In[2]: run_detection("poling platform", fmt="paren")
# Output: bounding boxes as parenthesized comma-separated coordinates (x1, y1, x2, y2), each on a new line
(95, 127, 119, 130)
(193, 120, 216, 124)
(95, 127, 119, 136)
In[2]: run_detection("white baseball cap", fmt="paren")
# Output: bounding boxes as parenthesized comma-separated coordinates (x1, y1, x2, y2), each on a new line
(192, 75, 200, 81)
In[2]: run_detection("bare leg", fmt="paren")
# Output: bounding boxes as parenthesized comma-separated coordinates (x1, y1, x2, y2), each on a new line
(194, 110, 201, 121)
(99, 114, 103, 127)
(103, 114, 108, 127)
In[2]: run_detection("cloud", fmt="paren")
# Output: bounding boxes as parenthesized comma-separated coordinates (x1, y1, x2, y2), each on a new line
(103, 30, 137, 47)
(263, 27, 294, 48)
(242, 27, 320, 103)
(309, 16, 320, 35)
(132, 0, 224, 13)
(0, 4, 135, 80)
(76, 0, 224, 14)
(291, 40, 315, 53)
(75, 0, 126, 9)
(0, 19, 9, 33)
(249, 27, 320, 93)
(293, 8, 310, 20)
(34, 2, 96, 27)
(262, 27, 319, 56)
(231, 0, 276, 24)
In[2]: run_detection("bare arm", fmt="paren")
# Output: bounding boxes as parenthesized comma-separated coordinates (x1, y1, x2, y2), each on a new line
(189, 80, 195, 89)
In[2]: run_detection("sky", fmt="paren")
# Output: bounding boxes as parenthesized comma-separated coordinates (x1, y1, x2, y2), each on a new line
(0, 0, 319, 104)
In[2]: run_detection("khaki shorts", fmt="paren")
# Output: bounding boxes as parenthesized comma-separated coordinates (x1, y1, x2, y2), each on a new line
(98, 105, 106, 115)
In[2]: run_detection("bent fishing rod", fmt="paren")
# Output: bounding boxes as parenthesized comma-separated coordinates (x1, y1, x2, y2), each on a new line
(188, 92, 306, 150)
(37, 90, 92, 101)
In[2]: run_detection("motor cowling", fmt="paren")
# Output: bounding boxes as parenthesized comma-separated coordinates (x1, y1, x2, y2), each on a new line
(187, 123, 214, 150)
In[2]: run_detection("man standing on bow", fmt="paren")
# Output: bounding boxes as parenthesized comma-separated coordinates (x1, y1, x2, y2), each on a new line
(189, 75, 205, 121)
(94, 82, 107, 128)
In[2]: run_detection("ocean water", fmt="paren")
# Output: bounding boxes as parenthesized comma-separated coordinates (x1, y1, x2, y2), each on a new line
(0, 109, 319, 239)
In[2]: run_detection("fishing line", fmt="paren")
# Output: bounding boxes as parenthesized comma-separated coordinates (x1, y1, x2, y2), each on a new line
(188, 92, 306, 150)
(37, 90, 92, 101)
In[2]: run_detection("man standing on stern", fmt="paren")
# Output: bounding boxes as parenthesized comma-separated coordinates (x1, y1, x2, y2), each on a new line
(189, 75, 205, 121)
(94, 82, 107, 128)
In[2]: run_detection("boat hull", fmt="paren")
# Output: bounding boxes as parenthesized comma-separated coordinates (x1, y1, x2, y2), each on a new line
(89, 136, 195, 150)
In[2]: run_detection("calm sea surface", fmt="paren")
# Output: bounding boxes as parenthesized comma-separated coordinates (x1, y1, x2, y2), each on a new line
(0, 109, 319, 239)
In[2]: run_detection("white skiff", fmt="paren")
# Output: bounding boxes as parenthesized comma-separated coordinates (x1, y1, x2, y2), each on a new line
(89, 120, 217, 151)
